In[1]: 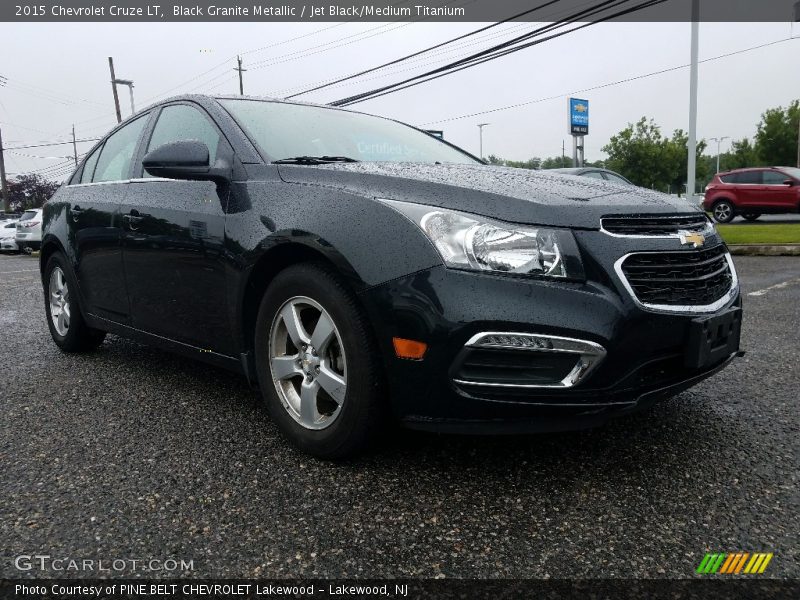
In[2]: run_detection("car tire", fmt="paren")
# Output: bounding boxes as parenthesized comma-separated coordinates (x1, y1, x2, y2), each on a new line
(742, 213, 761, 221)
(711, 200, 736, 223)
(254, 262, 386, 459)
(43, 252, 106, 352)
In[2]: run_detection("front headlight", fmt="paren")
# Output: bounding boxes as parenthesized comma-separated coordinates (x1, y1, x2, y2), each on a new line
(382, 199, 584, 279)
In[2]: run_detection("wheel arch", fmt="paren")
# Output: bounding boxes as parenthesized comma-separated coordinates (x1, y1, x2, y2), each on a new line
(39, 234, 68, 275)
(238, 238, 368, 361)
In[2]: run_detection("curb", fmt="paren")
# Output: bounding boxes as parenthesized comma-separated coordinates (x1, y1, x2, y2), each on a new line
(728, 245, 800, 256)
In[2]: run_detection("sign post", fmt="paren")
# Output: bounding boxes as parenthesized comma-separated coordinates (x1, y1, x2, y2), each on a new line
(568, 98, 589, 167)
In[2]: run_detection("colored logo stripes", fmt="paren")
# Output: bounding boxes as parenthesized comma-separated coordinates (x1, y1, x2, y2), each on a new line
(696, 552, 773, 574)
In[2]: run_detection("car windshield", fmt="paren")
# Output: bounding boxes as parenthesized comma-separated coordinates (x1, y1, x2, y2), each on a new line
(779, 167, 800, 180)
(19, 210, 38, 221)
(219, 99, 479, 165)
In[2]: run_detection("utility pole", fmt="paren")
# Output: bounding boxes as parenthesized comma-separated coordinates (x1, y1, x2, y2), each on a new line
(234, 56, 246, 95)
(709, 136, 729, 173)
(71, 125, 78, 167)
(0, 127, 9, 214)
(108, 57, 122, 123)
(477, 123, 490, 160)
(113, 79, 135, 115)
(686, 0, 700, 199)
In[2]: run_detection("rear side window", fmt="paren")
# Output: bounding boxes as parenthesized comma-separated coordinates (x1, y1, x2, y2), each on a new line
(763, 170, 788, 184)
(735, 171, 762, 184)
(20, 210, 37, 221)
(93, 116, 148, 183)
(80, 145, 103, 184)
(604, 172, 630, 184)
(143, 104, 221, 177)
(582, 171, 605, 179)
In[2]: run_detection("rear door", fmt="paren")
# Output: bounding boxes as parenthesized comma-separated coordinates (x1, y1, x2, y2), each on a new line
(732, 170, 765, 209)
(66, 114, 150, 322)
(121, 102, 232, 353)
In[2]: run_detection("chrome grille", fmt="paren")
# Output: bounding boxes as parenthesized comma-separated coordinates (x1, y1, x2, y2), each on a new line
(618, 245, 735, 308)
(602, 214, 709, 236)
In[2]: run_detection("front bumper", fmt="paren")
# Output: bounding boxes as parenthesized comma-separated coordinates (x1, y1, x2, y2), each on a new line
(358, 258, 741, 433)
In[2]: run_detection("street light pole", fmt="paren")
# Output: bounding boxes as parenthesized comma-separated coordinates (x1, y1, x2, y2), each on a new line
(709, 136, 729, 173)
(686, 0, 700, 199)
(477, 123, 490, 160)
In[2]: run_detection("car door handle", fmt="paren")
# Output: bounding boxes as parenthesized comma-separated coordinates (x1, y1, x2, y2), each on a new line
(122, 210, 149, 230)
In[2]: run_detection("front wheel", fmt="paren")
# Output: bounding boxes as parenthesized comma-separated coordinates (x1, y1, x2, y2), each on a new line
(712, 200, 736, 223)
(254, 263, 386, 459)
(43, 253, 106, 352)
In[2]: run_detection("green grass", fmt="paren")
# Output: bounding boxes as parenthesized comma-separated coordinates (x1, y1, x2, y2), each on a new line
(716, 223, 800, 245)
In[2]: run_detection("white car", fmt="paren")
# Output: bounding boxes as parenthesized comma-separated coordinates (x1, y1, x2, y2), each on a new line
(15, 208, 43, 252)
(1, 219, 20, 252)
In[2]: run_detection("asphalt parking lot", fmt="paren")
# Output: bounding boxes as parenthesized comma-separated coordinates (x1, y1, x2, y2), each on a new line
(1, 252, 798, 579)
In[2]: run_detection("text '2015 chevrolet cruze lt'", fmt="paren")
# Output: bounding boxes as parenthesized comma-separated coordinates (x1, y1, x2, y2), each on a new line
(41, 96, 742, 458)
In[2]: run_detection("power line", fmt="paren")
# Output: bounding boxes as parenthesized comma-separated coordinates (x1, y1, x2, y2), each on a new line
(420, 36, 800, 125)
(285, 0, 562, 99)
(5, 138, 100, 151)
(140, 10, 420, 104)
(331, 0, 665, 107)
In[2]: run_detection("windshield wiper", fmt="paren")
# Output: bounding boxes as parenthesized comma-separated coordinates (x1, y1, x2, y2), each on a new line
(273, 155, 360, 165)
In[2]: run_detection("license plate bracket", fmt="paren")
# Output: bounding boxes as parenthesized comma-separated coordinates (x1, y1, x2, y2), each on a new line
(685, 307, 742, 369)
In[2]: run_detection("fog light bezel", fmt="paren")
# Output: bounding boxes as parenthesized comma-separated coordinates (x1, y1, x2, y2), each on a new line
(453, 332, 607, 389)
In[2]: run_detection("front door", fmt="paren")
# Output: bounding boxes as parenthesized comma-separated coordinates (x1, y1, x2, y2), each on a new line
(120, 102, 232, 354)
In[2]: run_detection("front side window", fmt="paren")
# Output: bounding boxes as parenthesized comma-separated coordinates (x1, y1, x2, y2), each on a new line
(93, 115, 148, 183)
(220, 99, 478, 165)
(144, 104, 221, 177)
(763, 170, 789, 185)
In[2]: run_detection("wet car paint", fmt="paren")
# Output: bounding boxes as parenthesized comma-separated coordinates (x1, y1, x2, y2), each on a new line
(41, 94, 740, 431)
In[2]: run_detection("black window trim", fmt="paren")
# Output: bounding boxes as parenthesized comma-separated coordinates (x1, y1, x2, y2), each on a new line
(68, 111, 153, 187)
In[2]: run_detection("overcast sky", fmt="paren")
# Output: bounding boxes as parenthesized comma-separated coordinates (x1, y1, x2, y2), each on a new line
(1, 20, 798, 178)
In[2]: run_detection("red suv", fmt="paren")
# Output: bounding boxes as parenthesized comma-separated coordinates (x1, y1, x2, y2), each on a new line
(703, 166, 800, 223)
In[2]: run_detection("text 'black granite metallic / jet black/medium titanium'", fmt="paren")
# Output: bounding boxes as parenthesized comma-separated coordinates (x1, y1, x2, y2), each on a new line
(41, 95, 742, 458)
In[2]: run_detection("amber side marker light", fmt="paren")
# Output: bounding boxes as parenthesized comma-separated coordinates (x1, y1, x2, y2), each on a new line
(393, 337, 428, 360)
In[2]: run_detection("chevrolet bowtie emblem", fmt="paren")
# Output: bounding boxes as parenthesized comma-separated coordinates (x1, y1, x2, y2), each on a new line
(679, 231, 705, 248)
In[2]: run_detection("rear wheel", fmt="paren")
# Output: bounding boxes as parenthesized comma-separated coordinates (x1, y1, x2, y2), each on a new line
(712, 200, 735, 223)
(254, 263, 385, 458)
(43, 253, 106, 352)
(742, 213, 761, 221)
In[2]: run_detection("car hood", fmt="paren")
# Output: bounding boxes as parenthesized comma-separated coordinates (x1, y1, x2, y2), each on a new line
(276, 162, 702, 229)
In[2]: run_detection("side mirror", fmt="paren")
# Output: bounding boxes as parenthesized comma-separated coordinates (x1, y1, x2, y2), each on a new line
(142, 140, 230, 183)
(783, 179, 796, 186)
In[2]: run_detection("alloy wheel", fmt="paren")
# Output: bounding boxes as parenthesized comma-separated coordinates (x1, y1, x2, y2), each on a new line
(713, 202, 733, 222)
(49, 266, 71, 336)
(268, 296, 347, 430)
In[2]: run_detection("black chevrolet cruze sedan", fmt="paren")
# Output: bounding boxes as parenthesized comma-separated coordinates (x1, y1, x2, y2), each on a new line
(41, 95, 742, 457)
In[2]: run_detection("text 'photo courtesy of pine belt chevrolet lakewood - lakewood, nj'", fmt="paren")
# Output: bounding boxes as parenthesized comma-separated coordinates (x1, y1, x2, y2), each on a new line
(40, 95, 742, 458)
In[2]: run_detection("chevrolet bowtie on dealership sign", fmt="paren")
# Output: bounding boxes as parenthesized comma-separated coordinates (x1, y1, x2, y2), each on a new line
(569, 97, 589, 135)
(696, 553, 774, 575)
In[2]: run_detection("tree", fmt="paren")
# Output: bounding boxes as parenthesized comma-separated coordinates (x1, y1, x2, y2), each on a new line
(7, 174, 61, 212)
(723, 138, 760, 170)
(602, 117, 706, 194)
(754, 100, 799, 166)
